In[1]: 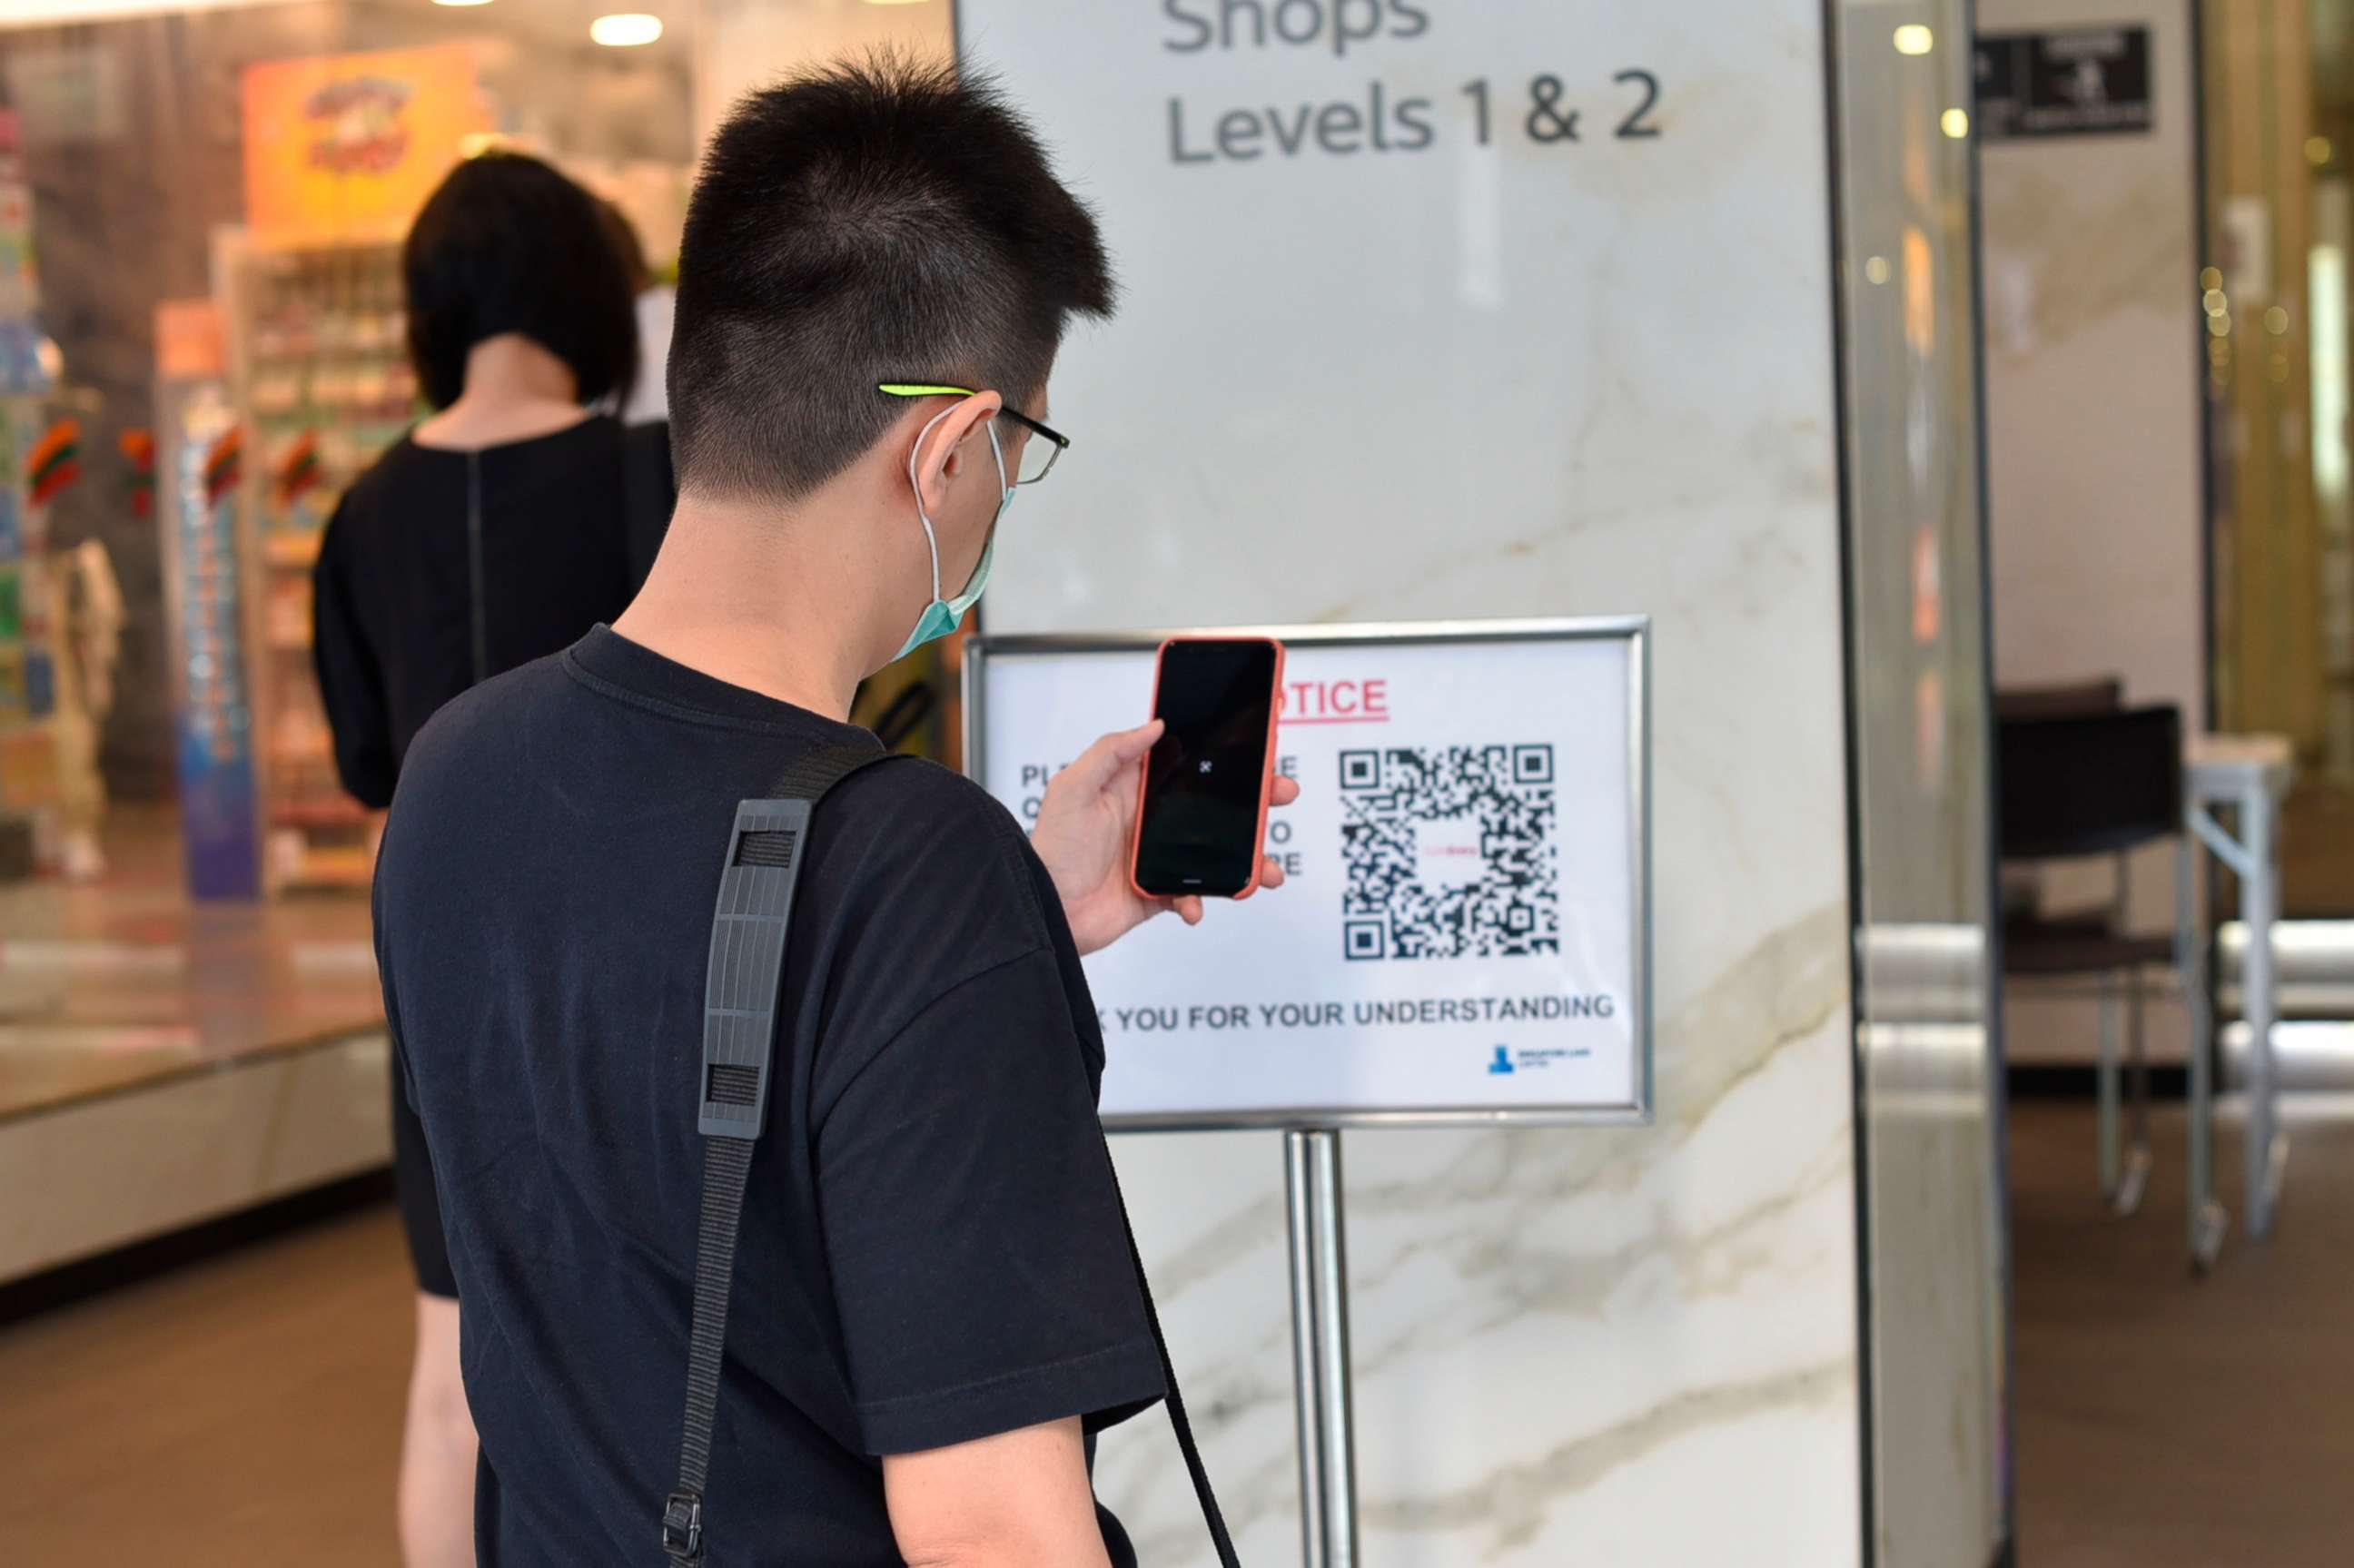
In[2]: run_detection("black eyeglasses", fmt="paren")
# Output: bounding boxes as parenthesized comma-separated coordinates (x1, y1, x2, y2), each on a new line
(876, 383, 1070, 486)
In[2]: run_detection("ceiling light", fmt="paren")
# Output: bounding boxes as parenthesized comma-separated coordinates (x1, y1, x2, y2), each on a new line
(590, 12, 662, 45)
(1941, 108, 1970, 140)
(1894, 25, 1934, 55)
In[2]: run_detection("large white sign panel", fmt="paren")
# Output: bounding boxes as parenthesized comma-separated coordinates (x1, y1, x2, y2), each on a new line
(968, 621, 1649, 1128)
(954, 2, 1839, 639)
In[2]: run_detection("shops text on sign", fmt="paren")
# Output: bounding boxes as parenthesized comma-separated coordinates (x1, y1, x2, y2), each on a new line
(1160, 1, 1668, 163)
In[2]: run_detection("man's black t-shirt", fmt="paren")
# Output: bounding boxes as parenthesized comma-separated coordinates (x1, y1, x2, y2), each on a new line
(374, 626, 1163, 1566)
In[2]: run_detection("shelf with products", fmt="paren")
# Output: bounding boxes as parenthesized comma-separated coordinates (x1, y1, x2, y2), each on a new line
(261, 530, 322, 572)
(215, 229, 414, 894)
(0, 116, 64, 873)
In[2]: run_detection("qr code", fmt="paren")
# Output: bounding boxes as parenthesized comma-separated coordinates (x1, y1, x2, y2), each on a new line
(1340, 745, 1559, 962)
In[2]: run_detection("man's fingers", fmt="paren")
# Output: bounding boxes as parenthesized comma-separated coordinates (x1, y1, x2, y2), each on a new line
(1175, 895, 1204, 925)
(1104, 716, 1163, 764)
(1269, 775, 1301, 807)
(1056, 719, 1162, 796)
(1259, 854, 1286, 890)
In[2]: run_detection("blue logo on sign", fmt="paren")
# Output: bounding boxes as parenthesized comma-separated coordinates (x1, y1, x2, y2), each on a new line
(1489, 1046, 1515, 1076)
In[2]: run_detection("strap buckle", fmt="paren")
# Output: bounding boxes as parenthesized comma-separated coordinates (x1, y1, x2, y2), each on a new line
(660, 1490, 705, 1564)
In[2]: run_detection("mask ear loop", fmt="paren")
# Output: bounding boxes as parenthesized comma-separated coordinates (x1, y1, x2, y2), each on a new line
(985, 419, 1011, 499)
(972, 419, 1014, 567)
(907, 406, 956, 603)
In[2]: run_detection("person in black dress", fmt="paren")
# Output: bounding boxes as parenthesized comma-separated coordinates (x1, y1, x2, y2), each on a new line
(311, 151, 648, 1568)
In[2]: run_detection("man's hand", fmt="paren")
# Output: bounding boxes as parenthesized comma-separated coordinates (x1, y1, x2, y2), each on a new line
(1031, 718, 1301, 957)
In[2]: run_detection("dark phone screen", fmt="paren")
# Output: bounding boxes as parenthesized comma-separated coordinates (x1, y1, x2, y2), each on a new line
(1134, 639, 1279, 897)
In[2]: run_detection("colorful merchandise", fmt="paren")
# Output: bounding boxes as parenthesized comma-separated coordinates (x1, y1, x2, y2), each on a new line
(221, 232, 414, 889)
(0, 119, 62, 863)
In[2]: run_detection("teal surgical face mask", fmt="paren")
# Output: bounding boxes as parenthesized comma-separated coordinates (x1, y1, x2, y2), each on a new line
(894, 409, 1014, 662)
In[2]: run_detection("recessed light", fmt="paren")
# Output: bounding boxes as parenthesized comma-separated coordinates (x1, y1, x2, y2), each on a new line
(1894, 25, 1933, 55)
(590, 12, 662, 45)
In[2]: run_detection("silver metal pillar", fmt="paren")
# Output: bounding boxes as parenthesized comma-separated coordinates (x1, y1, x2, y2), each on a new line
(1285, 1133, 1327, 1568)
(1284, 1129, 1359, 1568)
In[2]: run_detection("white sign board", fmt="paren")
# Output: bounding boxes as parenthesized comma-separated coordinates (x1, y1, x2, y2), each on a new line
(954, 2, 1838, 641)
(967, 621, 1649, 1129)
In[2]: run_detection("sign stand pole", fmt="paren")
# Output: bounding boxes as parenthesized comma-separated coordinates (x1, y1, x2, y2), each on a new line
(1285, 1128, 1359, 1568)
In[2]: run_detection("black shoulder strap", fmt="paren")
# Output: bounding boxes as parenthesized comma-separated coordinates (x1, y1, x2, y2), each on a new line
(662, 743, 896, 1565)
(1108, 1161, 1244, 1568)
(659, 743, 1241, 1567)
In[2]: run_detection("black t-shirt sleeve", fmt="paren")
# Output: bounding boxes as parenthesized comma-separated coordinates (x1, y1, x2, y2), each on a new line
(312, 501, 398, 809)
(815, 942, 1165, 1455)
(371, 830, 412, 1109)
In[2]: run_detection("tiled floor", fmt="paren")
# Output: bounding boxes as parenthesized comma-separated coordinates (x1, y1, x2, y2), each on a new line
(0, 1201, 411, 1564)
(2010, 1099, 2354, 1566)
(1, 1099, 2350, 1563)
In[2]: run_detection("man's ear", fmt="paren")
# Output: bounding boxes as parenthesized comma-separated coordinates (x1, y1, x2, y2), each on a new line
(908, 391, 1004, 516)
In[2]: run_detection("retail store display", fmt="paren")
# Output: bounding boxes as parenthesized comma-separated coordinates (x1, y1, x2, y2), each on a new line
(53, 539, 124, 881)
(0, 112, 64, 873)
(157, 337, 263, 902)
(218, 233, 416, 891)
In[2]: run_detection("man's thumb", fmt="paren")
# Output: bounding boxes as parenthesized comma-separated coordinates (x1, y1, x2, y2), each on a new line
(1063, 718, 1162, 794)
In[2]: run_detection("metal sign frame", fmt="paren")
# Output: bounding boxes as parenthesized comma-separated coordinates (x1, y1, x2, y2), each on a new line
(964, 616, 1654, 1132)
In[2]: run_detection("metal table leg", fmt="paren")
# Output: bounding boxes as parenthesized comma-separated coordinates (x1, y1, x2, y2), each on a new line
(2178, 826, 2227, 1271)
(2097, 977, 2122, 1205)
(2241, 778, 2287, 1240)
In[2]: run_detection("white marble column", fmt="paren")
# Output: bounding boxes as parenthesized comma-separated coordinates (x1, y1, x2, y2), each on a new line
(956, 2, 1904, 1561)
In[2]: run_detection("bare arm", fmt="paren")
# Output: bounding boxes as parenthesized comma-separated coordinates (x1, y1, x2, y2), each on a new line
(883, 1417, 1113, 1568)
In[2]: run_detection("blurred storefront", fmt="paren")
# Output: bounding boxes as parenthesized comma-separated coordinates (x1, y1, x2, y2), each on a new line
(0, 0, 954, 1286)
(2204, 0, 2354, 917)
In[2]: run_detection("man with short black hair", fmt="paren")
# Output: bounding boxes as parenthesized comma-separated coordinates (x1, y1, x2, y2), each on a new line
(375, 57, 1283, 1567)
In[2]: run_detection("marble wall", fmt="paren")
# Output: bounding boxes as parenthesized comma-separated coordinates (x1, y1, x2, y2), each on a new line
(1982, 0, 2201, 715)
(962, 3, 1867, 1562)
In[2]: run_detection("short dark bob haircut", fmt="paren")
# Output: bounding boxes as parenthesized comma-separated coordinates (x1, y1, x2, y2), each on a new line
(402, 152, 639, 411)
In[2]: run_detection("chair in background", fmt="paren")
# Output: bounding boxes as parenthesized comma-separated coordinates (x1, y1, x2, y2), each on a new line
(1993, 677, 2124, 723)
(1997, 703, 2185, 1216)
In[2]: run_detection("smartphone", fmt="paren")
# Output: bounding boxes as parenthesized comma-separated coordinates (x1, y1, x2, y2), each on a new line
(1131, 636, 1286, 900)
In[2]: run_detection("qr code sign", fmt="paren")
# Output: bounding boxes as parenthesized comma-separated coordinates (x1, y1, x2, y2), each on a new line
(1340, 745, 1559, 961)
